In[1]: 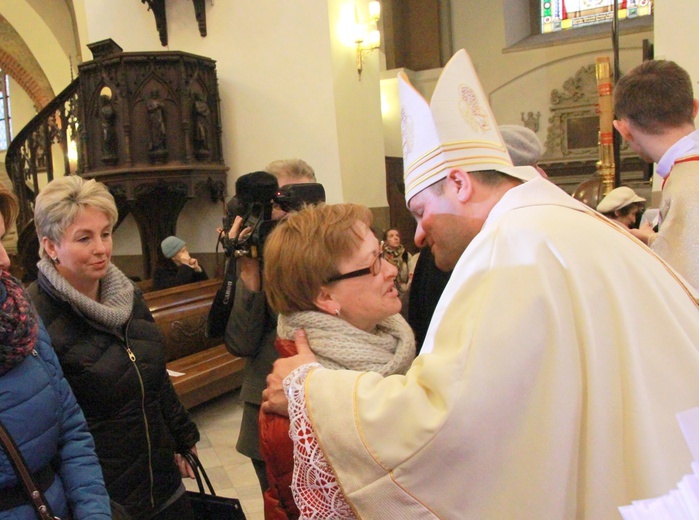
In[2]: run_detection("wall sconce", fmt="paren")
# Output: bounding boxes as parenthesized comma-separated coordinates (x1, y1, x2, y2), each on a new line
(355, 1, 381, 80)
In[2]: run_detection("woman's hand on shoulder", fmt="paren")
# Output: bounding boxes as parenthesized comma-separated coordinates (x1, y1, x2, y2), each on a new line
(261, 330, 317, 417)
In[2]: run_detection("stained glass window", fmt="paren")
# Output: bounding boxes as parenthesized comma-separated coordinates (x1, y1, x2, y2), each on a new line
(0, 73, 11, 151)
(541, 0, 652, 34)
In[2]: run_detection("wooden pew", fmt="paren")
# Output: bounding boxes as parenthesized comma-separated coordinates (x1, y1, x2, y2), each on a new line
(142, 278, 245, 409)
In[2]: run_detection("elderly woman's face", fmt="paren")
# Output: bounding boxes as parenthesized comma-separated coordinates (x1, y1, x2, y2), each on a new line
(323, 224, 401, 332)
(44, 206, 112, 294)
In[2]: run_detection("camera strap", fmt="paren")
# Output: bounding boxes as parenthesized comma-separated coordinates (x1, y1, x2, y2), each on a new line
(206, 256, 238, 339)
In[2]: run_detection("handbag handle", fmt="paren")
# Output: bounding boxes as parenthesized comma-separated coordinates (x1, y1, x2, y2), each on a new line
(0, 419, 60, 520)
(182, 450, 217, 497)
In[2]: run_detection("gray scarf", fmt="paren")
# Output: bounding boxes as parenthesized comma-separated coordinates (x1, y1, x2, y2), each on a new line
(277, 311, 415, 376)
(38, 256, 134, 330)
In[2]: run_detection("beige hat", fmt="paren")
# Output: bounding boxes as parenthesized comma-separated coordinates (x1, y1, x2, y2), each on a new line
(398, 49, 538, 203)
(596, 187, 646, 213)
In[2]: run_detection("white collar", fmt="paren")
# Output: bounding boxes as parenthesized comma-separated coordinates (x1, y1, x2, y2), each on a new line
(656, 129, 699, 178)
(486, 177, 590, 226)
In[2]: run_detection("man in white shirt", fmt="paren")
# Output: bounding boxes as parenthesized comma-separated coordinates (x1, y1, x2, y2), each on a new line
(613, 59, 699, 290)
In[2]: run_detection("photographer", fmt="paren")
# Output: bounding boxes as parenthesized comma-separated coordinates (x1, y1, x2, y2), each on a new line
(223, 159, 316, 493)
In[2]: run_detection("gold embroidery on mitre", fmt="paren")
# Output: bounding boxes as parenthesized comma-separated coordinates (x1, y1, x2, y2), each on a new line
(400, 107, 414, 157)
(457, 84, 490, 133)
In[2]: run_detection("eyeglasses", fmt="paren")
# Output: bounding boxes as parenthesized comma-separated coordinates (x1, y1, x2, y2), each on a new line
(325, 251, 383, 283)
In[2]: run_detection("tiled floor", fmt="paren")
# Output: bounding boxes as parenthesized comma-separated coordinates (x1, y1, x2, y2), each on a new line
(184, 389, 264, 520)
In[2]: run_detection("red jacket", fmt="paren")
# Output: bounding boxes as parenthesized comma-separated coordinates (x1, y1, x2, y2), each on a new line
(259, 337, 300, 520)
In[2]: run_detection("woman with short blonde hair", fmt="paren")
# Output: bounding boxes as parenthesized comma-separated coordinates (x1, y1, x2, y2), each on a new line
(33, 176, 118, 259)
(29, 175, 199, 519)
(0, 182, 111, 519)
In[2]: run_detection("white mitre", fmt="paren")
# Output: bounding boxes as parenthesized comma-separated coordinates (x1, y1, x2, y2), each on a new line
(399, 49, 539, 202)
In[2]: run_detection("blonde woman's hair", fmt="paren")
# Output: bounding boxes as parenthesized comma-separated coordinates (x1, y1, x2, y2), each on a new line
(0, 183, 19, 232)
(265, 158, 316, 182)
(263, 203, 372, 314)
(34, 176, 118, 258)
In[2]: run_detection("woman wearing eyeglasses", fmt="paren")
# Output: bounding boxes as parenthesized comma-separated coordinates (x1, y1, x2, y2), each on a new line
(256, 203, 415, 519)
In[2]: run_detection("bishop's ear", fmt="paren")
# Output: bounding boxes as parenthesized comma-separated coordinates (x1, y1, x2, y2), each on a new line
(448, 168, 474, 203)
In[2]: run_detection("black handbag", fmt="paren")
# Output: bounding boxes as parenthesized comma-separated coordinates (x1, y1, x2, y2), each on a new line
(0, 418, 60, 520)
(183, 451, 246, 520)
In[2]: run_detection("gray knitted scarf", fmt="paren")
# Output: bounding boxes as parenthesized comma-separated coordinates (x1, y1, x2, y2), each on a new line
(277, 311, 415, 376)
(38, 256, 134, 330)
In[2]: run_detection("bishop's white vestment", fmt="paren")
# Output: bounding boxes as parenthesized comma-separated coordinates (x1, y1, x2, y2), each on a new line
(289, 177, 699, 519)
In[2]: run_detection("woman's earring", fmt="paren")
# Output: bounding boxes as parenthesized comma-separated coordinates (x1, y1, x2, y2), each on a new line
(334, 308, 341, 316)
(51, 256, 60, 264)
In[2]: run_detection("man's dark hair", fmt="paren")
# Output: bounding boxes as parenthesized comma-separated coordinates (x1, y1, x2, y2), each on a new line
(614, 60, 695, 135)
(469, 170, 517, 187)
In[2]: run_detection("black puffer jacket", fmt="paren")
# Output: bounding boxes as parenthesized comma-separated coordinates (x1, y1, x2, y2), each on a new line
(29, 273, 200, 519)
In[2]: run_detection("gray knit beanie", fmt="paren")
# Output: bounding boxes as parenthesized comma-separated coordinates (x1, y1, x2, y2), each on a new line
(500, 125, 544, 167)
(161, 236, 185, 259)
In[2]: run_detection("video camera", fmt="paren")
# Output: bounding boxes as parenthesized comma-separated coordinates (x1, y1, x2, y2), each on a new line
(219, 170, 326, 259)
(207, 171, 325, 339)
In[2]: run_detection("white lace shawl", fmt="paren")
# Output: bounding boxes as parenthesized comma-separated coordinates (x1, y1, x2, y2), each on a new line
(285, 363, 357, 519)
(278, 311, 415, 517)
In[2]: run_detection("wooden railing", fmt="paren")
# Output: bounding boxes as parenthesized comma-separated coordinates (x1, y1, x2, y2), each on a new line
(5, 78, 81, 232)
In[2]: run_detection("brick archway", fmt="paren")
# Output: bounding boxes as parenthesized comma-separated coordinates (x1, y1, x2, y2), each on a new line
(0, 14, 54, 110)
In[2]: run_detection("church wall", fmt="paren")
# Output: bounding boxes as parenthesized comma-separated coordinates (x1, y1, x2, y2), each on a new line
(2, 2, 72, 95)
(490, 45, 644, 132)
(71, 0, 387, 268)
(328, 1, 388, 210)
(450, 0, 652, 116)
(381, 0, 653, 195)
(654, 0, 699, 89)
(653, 0, 699, 206)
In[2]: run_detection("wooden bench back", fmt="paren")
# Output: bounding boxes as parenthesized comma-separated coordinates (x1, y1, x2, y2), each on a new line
(143, 278, 223, 362)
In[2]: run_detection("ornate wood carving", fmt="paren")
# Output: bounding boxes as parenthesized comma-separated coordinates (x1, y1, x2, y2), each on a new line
(77, 42, 228, 277)
(6, 41, 228, 281)
(5, 79, 80, 230)
(193, 0, 207, 37)
(142, 0, 168, 46)
(540, 63, 646, 194)
(141, 0, 208, 47)
(543, 64, 599, 160)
